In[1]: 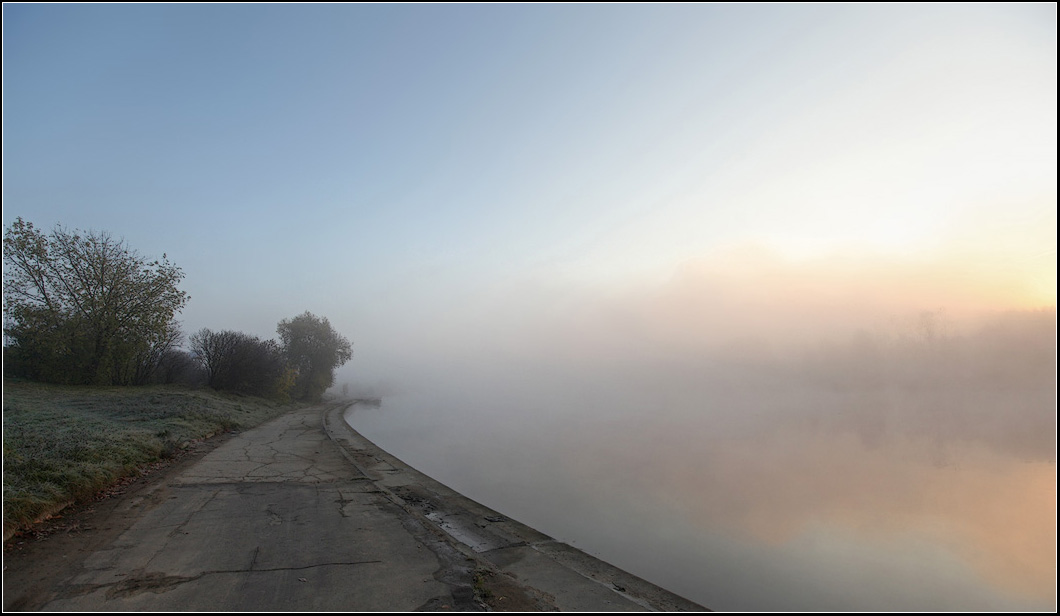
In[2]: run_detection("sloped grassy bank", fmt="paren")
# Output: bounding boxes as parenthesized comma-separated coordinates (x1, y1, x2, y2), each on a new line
(2, 380, 307, 539)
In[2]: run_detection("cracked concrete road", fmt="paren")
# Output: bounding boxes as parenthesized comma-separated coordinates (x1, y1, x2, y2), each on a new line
(6, 402, 707, 612)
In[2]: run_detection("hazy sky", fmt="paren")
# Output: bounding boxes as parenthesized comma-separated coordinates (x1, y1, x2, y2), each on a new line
(4, 7, 1055, 608)
(3, 4, 1056, 384)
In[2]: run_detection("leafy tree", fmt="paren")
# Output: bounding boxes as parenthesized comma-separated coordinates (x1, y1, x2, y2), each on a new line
(129, 321, 186, 385)
(3, 218, 188, 385)
(277, 312, 352, 401)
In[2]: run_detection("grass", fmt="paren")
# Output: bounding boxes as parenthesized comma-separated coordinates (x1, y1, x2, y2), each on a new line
(473, 569, 495, 601)
(2, 379, 309, 538)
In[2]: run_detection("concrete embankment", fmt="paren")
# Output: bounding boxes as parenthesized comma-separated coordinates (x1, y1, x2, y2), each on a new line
(4, 401, 707, 611)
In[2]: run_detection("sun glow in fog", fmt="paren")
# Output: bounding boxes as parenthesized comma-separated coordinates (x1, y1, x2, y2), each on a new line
(557, 7, 1057, 303)
(348, 302, 1056, 610)
(347, 206, 1056, 609)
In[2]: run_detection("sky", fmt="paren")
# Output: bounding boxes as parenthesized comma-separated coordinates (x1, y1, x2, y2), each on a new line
(3, 3, 1056, 388)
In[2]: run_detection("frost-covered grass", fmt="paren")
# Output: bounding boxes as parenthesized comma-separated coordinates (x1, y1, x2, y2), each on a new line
(2, 380, 306, 537)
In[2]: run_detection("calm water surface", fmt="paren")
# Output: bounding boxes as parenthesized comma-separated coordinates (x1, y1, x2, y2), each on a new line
(346, 340, 1055, 611)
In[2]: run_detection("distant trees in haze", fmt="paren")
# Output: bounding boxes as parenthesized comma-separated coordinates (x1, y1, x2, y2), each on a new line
(798, 307, 1057, 392)
(4, 218, 353, 401)
(188, 313, 351, 401)
(277, 311, 353, 402)
(3, 218, 189, 385)
(152, 347, 203, 386)
(188, 329, 293, 398)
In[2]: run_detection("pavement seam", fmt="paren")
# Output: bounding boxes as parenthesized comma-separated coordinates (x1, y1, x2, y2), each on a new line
(140, 488, 221, 572)
(63, 560, 390, 599)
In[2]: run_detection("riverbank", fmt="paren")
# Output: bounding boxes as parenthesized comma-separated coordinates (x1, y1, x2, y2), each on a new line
(4, 400, 707, 611)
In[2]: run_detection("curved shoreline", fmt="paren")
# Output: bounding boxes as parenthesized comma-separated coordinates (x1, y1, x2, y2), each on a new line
(4, 400, 707, 611)
(327, 400, 709, 611)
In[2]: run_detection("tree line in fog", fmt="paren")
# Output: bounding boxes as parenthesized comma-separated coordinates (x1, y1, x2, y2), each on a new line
(3, 218, 351, 401)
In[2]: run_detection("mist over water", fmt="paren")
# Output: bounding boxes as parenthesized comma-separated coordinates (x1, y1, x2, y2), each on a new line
(344, 259, 1056, 611)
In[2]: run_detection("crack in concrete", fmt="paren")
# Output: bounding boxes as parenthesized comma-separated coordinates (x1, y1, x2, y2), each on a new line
(142, 489, 221, 571)
(263, 505, 284, 526)
(94, 560, 387, 599)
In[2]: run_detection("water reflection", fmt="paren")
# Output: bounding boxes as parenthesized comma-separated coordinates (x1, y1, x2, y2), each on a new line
(346, 310, 1055, 611)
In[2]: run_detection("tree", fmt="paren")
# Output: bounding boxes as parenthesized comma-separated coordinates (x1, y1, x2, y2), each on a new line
(152, 347, 204, 386)
(189, 328, 292, 398)
(277, 312, 352, 401)
(188, 328, 241, 388)
(3, 218, 189, 385)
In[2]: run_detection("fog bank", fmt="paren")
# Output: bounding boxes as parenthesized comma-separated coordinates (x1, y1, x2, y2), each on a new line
(343, 249, 1055, 610)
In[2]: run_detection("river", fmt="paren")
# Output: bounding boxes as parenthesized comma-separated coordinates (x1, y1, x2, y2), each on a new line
(345, 318, 1055, 611)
